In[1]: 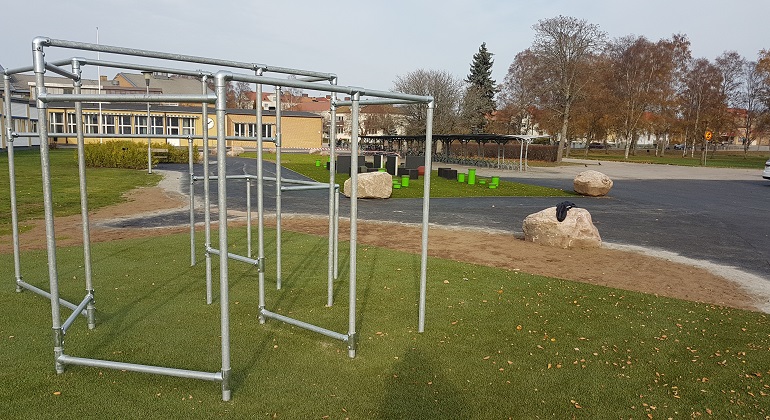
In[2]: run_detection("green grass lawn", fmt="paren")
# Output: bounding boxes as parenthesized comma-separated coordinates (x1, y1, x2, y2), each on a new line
(573, 149, 769, 169)
(242, 152, 573, 199)
(0, 149, 161, 236)
(2, 229, 768, 418)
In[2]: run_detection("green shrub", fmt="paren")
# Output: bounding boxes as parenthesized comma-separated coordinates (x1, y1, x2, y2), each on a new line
(83, 141, 199, 169)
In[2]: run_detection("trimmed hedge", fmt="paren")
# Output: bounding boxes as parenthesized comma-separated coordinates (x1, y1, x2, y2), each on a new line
(83, 141, 199, 169)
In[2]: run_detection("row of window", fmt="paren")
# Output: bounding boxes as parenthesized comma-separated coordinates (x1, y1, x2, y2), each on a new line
(49, 112, 196, 136)
(233, 123, 274, 138)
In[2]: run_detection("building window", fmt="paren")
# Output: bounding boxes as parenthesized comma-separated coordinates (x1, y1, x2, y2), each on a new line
(13, 119, 27, 133)
(67, 113, 77, 133)
(234, 122, 251, 137)
(49, 112, 65, 133)
(151, 116, 163, 135)
(84, 114, 99, 134)
(234, 123, 272, 137)
(102, 115, 116, 134)
(181, 117, 195, 136)
(167, 117, 180, 136)
(136, 116, 148, 134)
(118, 115, 132, 134)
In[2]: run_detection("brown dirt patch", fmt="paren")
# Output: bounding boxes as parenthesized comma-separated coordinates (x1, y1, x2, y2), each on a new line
(2, 185, 760, 312)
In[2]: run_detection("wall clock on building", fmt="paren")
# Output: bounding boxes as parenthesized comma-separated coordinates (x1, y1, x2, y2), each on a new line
(207, 117, 214, 129)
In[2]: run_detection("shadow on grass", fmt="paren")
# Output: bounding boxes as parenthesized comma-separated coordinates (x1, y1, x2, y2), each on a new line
(381, 347, 469, 419)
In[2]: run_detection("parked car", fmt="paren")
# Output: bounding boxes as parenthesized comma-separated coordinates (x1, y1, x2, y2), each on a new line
(673, 143, 685, 150)
(763, 159, 770, 180)
(588, 142, 605, 149)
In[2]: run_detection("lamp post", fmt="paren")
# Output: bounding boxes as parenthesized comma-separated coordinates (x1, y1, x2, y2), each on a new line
(143, 71, 152, 174)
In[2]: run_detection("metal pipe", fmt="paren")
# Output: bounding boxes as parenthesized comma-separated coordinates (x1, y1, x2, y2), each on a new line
(9, 132, 211, 140)
(334, 98, 420, 106)
(334, 186, 339, 280)
(4, 75, 22, 291)
(61, 294, 93, 334)
(224, 136, 277, 142)
(214, 71, 232, 401)
(260, 310, 348, 342)
(37, 93, 216, 104)
(45, 62, 79, 81)
(246, 178, 252, 258)
(227, 72, 433, 103)
(3, 58, 74, 76)
(275, 86, 282, 290)
(418, 102, 434, 333)
(72, 59, 96, 330)
(41, 37, 336, 80)
(75, 57, 214, 79)
(56, 354, 223, 382)
(188, 138, 195, 266)
(201, 76, 212, 305)
(34, 37, 65, 374)
(281, 184, 334, 192)
(146, 72, 152, 175)
(327, 90, 337, 307)
(16, 281, 87, 316)
(256, 76, 266, 324)
(206, 247, 260, 266)
(348, 92, 361, 359)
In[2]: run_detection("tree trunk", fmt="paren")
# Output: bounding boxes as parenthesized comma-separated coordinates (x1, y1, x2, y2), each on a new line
(557, 109, 569, 163)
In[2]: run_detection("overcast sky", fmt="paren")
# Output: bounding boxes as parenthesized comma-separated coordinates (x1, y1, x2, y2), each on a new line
(2, 0, 769, 93)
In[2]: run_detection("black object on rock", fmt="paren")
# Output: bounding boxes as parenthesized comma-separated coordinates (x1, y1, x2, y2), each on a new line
(556, 201, 576, 222)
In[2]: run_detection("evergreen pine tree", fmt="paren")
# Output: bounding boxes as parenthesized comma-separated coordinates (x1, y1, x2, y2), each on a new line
(462, 42, 497, 132)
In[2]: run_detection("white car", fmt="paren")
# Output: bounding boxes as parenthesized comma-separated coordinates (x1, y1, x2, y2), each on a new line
(764, 159, 770, 180)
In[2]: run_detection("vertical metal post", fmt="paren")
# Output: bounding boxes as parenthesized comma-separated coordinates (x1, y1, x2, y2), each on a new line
(327, 92, 337, 307)
(275, 86, 282, 290)
(188, 137, 195, 266)
(214, 72, 231, 401)
(201, 76, 212, 305)
(246, 178, 252, 258)
(3, 75, 22, 292)
(145, 72, 152, 174)
(418, 102, 434, 333)
(72, 59, 96, 329)
(347, 92, 361, 359)
(334, 186, 339, 280)
(255, 75, 266, 323)
(33, 38, 64, 373)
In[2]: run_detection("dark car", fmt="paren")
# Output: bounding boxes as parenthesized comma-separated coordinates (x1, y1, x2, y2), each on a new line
(588, 142, 605, 149)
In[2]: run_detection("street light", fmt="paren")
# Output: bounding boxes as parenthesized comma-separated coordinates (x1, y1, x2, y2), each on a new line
(143, 71, 152, 174)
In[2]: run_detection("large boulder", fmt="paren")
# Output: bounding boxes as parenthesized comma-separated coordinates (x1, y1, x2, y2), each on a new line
(343, 171, 392, 199)
(226, 146, 245, 157)
(574, 170, 613, 197)
(522, 207, 601, 249)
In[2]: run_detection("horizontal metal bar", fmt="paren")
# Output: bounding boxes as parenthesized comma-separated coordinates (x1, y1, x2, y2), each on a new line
(75, 57, 213, 79)
(227, 72, 433, 103)
(61, 294, 93, 334)
(262, 176, 337, 187)
(38, 93, 216, 104)
(3, 58, 74, 75)
(17, 281, 87, 316)
(281, 185, 333, 192)
(224, 136, 277, 142)
(45, 63, 79, 81)
(260, 309, 348, 342)
(48, 133, 206, 140)
(206, 247, 260, 266)
(335, 98, 419, 107)
(192, 175, 252, 181)
(10, 132, 39, 138)
(57, 354, 223, 382)
(42, 38, 335, 80)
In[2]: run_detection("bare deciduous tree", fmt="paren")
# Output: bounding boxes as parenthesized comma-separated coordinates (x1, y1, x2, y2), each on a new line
(393, 69, 462, 134)
(530, 15, 606, 162)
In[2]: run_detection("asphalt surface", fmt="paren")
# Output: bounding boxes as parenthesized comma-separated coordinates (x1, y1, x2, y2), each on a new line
(115, 156, 770, 281)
